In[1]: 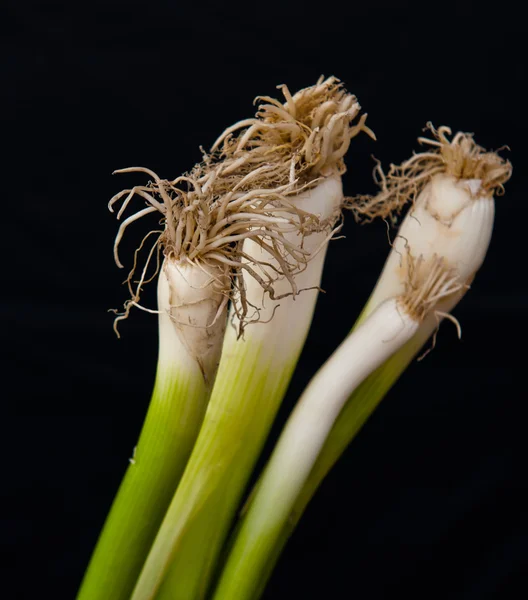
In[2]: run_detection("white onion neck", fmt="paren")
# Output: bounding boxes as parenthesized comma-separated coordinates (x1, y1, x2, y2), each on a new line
(157, 258, 228, 386)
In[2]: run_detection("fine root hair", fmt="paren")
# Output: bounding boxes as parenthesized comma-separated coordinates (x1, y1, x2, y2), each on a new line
(398, 252, 466, 322)
(211, 75, 375, 184)
(110, 76, 371, 334)
(350, 123, 512, 221)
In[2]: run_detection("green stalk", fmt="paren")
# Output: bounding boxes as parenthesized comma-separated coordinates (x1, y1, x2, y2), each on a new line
(130, 291, 319, 600)
(154, 329, 300, 600)
(76, 357, 211, 600)
(77, 259, 226, 600)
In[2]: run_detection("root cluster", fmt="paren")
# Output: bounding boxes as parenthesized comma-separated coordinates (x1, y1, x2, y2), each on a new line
(351, 123, 512, 221)
(110, 77, 372, 334)
(398, 253, 464, 322)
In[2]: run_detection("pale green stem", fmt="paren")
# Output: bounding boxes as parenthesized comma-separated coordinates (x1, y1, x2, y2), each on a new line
(131, 287, 321, 600)
(154, 329, 299, 600)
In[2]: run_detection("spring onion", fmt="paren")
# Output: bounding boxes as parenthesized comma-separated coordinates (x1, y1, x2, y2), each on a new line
(130, 77, 374, 600)
(78, 76, 369, 599)
(211, 124, 512, 599)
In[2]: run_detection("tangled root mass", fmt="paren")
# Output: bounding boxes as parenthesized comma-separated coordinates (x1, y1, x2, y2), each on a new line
(110, 76, 373, 335)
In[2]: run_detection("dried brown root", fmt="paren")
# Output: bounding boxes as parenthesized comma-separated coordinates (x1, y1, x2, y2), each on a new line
(350, 123, 512, 221)
(212, 75, 375, 186)
(398, 253, 465, 322)
(395, 252, 473, 360)
(110, 228, 163, 337)
(110, 77, 372, 335)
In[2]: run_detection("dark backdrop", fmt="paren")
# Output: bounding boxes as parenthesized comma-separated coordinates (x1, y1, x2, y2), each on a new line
(2, 1, 527, 598)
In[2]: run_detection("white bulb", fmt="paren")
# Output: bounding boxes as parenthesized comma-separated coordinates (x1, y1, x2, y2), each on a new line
(158, 258, 228, 384)
(368, 173, 495, 311)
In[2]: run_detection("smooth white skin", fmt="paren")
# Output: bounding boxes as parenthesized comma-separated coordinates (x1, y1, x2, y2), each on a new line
(158, 258, 227, 385)
(212, 298, 419, 592)
(255, 298, 418, 509)
(236, 175, 343, 363)
(368, 173, 495, 314)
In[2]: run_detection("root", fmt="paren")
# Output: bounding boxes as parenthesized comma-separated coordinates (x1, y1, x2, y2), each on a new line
(350, 123, 512, 221)
(112, 228, 162, 336)
(110, 77, 371, 334)
(212, 76, 374, 186)
(396, 251, 474, 359)
(416, 309, 464, 362)
(398, 253, 465, 322)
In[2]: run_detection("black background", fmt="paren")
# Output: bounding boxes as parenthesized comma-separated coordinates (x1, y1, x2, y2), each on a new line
(3, 1, 527, 598)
